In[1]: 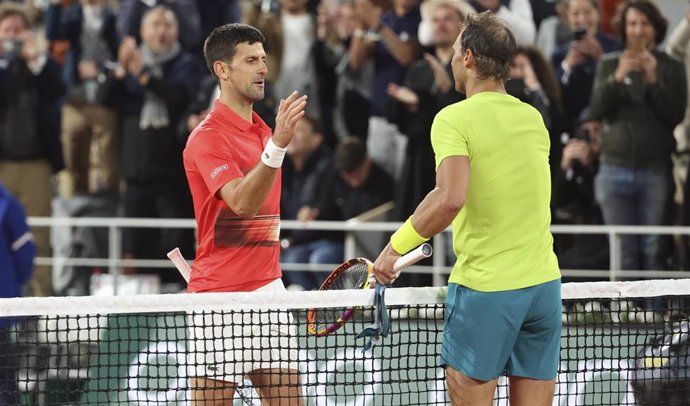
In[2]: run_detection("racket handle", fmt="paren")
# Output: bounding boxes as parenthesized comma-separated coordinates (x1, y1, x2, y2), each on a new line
(393, 243, 433, 274)
(167, 247, 191, 283)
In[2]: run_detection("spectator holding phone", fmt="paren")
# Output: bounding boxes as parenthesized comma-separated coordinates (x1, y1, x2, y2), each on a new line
(507, 45, 564, 170)
(552, 108, 609, 270)
(0, 4, 65, 297)
(45, 0, 120, 197)
(555, 108, 600, 222)
(551, 0, 620, 134)
(590, 0, 686, 282)
(507, 46, 561, 133)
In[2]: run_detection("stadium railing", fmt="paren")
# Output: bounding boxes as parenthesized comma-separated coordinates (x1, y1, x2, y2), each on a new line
(25, 216, 690, 293)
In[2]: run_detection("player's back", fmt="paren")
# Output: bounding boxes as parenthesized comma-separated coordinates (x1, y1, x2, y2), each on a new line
(432, 92, 560, 292)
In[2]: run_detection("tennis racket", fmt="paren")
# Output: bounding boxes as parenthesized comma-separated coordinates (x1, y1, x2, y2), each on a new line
(307, 243, 432, 336)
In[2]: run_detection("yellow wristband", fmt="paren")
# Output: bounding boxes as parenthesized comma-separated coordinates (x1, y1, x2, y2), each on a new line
(390, 216, 429, 254)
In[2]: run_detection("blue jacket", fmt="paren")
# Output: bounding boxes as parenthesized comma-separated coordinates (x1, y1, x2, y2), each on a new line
(0, 184, 35, 328)
(99, 51, 203, 181)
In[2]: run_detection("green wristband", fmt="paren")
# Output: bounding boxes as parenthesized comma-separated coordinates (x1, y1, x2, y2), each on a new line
(390, 216, 429, 254)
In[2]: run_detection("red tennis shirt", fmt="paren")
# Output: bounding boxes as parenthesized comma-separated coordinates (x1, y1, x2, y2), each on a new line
(183, 100, 281, 292)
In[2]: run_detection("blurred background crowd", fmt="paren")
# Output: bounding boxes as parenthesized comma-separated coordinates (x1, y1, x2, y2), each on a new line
(0, 0, 688, 297)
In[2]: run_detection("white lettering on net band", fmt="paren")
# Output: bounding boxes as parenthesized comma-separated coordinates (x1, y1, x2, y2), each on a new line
(261, 138, 287, 168)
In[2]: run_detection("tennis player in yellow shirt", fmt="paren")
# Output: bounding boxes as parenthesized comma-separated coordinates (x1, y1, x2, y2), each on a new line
(373, 11, 562, 406)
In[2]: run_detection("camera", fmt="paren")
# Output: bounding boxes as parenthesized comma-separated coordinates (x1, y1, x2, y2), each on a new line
(574, 127, 591, 142)
(505, 78, 528, 101)
(572, 27, 587, 41)
(1, 39, 22, 56)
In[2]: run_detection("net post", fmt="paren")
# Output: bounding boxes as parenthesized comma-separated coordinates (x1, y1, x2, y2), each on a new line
(109, 224, 122, 295)
(609, 228, 621, 282)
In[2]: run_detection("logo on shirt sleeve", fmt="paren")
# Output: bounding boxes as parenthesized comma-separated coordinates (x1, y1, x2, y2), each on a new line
(210, 164, 229, 180)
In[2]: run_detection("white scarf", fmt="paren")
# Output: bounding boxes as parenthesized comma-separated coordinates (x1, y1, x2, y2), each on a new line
(139, 42, 181, 130)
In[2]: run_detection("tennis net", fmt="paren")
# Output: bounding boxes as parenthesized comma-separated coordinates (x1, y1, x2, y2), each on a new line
(0, 279, 689, 405)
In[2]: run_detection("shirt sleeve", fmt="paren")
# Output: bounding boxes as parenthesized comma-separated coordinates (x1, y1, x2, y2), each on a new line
(495, 0, 536, 45)
(189, 132, 245, 197)
(431, 108, 470, 169)
(5, 198, 35, 287)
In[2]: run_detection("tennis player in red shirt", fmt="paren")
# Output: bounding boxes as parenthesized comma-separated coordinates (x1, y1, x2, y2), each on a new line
(183, 23, 307, 405)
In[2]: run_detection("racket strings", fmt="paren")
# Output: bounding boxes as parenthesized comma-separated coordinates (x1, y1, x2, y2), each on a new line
(312, 262, 371, 331)
(330, 262, 371, 290)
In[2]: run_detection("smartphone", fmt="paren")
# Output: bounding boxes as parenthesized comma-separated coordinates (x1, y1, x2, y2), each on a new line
(572, 27, 587, 41)
(1, 39, 22, 56)
(575, 127, 591, 142)
(505, 78, 526, 99)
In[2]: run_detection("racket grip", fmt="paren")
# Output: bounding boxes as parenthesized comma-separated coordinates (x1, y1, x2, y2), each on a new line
(393, 243, 433, 273)
(167, 247, 192, 283)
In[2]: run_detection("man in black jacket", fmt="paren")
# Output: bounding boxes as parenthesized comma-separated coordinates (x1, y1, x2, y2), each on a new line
(387, 0, 467, 222)
(45, 0, 120, 197)
(279, 115, 335, 290)
(0, 5, 65, 296)
(100, 5, 203, 288)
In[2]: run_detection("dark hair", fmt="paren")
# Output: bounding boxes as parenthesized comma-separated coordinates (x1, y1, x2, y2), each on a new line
(0, 5, 30, 30)
(613, 0, 667, 47)
(563, 0, 598, 13)
(514, 46, 562, 111)
(203, 23, 266, 78)
(334, 136, 366, 173)
(141, 5, 178, 27)
(460, 11, 517, 82)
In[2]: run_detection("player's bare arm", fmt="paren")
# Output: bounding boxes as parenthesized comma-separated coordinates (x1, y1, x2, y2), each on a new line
(219, 91, 308, 218)
(373, 155, 470, 284)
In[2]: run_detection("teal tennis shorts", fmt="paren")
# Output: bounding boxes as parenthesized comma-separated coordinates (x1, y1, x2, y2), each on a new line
(440, 279, 561, 381)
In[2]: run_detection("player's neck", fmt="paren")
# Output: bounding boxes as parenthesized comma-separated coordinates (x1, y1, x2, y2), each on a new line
(219, 92, 254, 123)
(463, 75, 506, 98)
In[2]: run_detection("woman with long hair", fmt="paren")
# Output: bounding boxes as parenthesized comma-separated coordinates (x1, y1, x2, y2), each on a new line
(508, 45, 565, 169)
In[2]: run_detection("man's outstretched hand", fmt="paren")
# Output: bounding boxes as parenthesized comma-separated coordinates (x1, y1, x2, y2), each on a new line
(272, 91, 308, 148)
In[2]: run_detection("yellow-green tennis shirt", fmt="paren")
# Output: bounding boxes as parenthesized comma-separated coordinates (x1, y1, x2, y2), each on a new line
(431, 91, 560, 292)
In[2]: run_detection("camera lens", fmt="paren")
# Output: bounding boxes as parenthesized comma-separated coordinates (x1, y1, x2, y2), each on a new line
(573, 28, 587, 41)
(2, 40, 14, 53)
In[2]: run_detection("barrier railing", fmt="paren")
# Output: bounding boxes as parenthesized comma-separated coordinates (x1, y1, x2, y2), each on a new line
(27, 217, 690, 293)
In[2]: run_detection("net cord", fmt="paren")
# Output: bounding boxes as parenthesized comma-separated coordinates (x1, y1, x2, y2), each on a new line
(1, 279, 689, 317)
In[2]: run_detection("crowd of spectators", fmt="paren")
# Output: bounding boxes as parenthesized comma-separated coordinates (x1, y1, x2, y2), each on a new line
(0, 0, 688, 295)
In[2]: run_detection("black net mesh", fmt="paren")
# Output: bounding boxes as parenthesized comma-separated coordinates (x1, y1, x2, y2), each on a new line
(0, 285, 688, 405)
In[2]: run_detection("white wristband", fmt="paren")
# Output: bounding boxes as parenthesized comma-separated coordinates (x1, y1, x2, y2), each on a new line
(261, 138, 287, 168)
